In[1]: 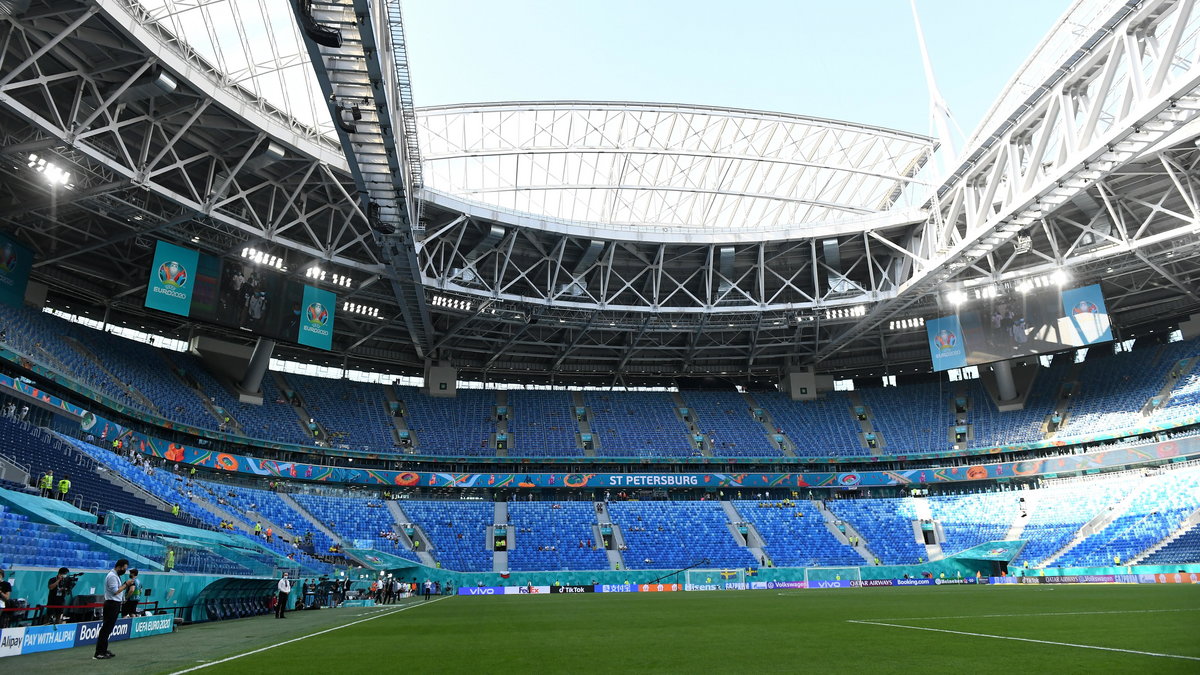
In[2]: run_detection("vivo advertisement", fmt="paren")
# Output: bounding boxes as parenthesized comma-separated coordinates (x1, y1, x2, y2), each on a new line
(927, 283, 1113, 372)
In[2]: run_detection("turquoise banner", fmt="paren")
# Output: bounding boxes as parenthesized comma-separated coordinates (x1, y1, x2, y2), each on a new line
(297, 284, 335, 350)
(1062, 283, 1113, 346)
(926, 315, 968, 371)
(0, 231, 33, 307)
(144, 240, 199, 317)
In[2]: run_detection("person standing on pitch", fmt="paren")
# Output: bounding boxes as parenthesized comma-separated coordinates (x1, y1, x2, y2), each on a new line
(276, 572, 292, 619)
(94, 559, 136, 660)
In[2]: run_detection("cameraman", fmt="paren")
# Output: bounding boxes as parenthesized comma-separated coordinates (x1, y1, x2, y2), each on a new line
(46, 567, 72, 624)
(94, 559, 136, 660)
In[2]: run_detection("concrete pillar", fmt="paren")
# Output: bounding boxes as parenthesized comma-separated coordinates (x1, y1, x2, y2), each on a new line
(240, 338, 276, 394)
(993, 359, 1017, 402)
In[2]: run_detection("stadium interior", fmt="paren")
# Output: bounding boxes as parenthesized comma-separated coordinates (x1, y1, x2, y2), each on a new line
(1, 0, 1200, 669)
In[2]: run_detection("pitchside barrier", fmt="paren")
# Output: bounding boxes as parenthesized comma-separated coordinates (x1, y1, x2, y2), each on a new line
(0, 613, 174, 658)
(455, 572, 1199, 597)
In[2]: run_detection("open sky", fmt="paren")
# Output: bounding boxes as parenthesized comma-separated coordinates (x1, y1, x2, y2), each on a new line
(403, 0, 1072, 142)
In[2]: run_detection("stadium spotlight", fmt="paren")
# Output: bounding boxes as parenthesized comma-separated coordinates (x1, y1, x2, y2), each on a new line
(946, 290, 968, 306)
(1049, 269, 1069, 286)
(27, 153, 71, 187)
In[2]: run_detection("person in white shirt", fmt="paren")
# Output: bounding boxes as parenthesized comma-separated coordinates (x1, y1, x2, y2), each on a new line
(276, 572, 292, 619)
(94, 559, 136, 660)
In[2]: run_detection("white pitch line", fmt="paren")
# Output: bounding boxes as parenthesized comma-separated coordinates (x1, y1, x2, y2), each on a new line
(870, 608, 1200, 621)
(168, 597, 451, 674)
(846, 620, 1200, 662)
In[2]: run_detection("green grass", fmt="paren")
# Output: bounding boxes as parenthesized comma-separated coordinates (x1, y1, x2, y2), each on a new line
(14, 585, 1200, 674)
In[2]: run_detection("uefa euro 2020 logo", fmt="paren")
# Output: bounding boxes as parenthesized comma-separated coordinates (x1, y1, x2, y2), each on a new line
(1072, 300, 1098, 315)
(306, 302, 329, 327)
(157, 260, 187, 289)
(933, 329, 957, 351)
(0, 243, 17, 274)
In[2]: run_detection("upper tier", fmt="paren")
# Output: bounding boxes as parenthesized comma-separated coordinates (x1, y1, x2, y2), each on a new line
(2, 303, 1198, 461)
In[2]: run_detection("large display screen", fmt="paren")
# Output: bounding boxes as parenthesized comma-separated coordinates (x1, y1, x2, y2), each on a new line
(144, 240, 336, 350)
(927, 283, 1112, 371)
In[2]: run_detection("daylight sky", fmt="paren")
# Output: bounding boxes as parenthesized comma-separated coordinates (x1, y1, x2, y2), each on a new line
(402, 0, 1072, 142)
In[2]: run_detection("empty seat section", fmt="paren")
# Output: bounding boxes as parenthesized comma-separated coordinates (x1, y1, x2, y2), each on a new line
(399, 500, 493, 571)
(732, 500, 860, 567)
(757, 392, 862, 456)
(680, 390, 777, 457)
(607, 501, 757, 569)
(826, 498, 927, 564)
(506, 390, 580, 457)
(583, 391, 692, 458)
(286, 374, 397, 451)
(400, 387, 496, 457)
(290, 493, 418, 562)
(927, 493, 1023, 554)
(507, 501, 609, 570)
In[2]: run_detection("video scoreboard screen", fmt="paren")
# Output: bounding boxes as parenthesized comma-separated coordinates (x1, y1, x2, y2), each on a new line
(144, 240, 336, 350)
(927, 283, 1112, 372)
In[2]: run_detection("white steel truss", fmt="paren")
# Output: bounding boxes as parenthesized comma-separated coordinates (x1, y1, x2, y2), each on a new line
(416, 102, 934, 234)
(0, 0, 1197, 381)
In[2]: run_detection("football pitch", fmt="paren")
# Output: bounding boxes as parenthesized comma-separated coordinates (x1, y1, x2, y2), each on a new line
(15, 584, 1200, 673)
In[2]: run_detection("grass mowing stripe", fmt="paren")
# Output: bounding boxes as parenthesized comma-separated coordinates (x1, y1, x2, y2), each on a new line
(846, 620, 1200, 662)
(167, 597, 450, 674)
(871, 607, 1200, 621)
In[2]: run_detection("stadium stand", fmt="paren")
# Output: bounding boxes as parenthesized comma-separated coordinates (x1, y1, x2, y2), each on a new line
(3, 302, 1200, 460)
(505, 390, 581, 457)
(680, 390, 779, 457)
(284, 374, 397, 451)
(1009, 475, 1144, 567)
(927, 493, 1024, 554)
(0, 417, 196, 525)
(396, 500, 493, 571)
(731, 500, 861, 567)
(399, 386, 496, 457)
(506, 501, 609, 571)
(606, 501, 758, 569)
(826, 498, 927, 564)
(756, 391, 863, 456)
(583, 391, 695, 458)
(290, 493, 419, 562)
(1056, 466, 1200, 567)
(1141, 521, 1200, 565)
(0, 500, 111, 570)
